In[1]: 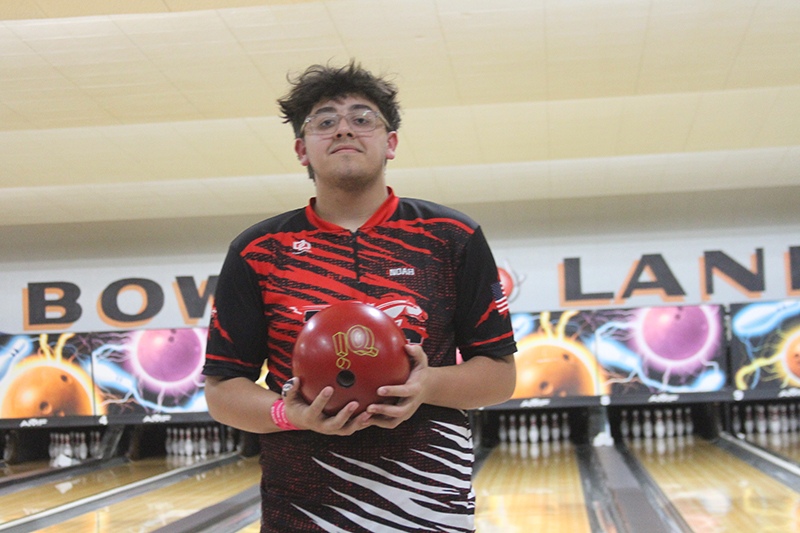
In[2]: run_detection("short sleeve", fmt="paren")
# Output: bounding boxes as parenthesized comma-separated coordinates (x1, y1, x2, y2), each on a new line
(453, 226, 517, 361)
(202, 246, 269, 381)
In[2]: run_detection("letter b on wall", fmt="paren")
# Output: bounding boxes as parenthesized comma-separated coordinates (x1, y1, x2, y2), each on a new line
(24, 282, 83, 330)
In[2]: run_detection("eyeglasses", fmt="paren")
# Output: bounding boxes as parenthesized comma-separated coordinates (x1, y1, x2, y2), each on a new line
(301, 109, 390, 136)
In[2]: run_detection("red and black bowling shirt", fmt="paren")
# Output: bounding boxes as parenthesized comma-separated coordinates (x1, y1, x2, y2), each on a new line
(203, 188, 516, 533)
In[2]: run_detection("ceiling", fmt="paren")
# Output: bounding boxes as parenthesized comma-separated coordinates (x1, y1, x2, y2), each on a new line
(0, 0, 799, 259)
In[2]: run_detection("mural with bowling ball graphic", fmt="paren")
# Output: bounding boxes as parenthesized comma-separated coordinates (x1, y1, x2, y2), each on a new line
(510, 310, 607, 399)
(0, 333, 99, 419)
(0, 327, 208, 423)
(509, 304, 727, 400)
(90, 328, 207, 415)
(730, 300, 800, 391)
(590, 305, 727, 395)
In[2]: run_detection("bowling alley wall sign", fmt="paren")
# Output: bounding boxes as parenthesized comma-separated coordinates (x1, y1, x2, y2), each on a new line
(0, 237, 797, 334)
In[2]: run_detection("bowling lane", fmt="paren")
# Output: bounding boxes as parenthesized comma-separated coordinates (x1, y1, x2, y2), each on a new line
(36, 455, 261, 533)
(473, 441, 591, 532)
(0, 459, 51, 479)
(631, 436, 800, 532)
(0, 456, 196, 523)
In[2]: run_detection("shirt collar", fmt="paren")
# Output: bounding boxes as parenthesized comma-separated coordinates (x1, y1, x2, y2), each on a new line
(305, 187, 399, 231)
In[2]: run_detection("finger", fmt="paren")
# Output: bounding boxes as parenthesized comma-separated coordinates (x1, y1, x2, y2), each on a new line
(282, 377, 297, 398)
(405, 344, 428, 366)
(328, 401, 360, 426)
(366, 402, 403, 419)
(306, 386, 334, 414)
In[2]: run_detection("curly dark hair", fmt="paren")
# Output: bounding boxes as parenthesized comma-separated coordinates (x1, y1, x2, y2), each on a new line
(277, 60, 401, 139)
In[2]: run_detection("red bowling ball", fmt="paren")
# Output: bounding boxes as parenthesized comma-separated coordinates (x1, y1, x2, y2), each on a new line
(292, 302, 411, 415)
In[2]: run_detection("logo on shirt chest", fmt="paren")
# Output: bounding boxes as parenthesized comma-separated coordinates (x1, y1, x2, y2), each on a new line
(388, 267, 415, 277)
(292, 239, 311, 254)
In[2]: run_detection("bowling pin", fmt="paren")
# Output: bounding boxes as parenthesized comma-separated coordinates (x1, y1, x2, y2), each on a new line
(781, 404, 789, 433)
(225, 427, 236, 453)
(732, 405, 741, 434)
(199, 427, 208, 457)
(192, 427, 200, 457)
(643, 410, 653, 439)
(631, 410, 642, 439)
(517, 414, 527, 444)
(212, 426, 222, 455)
(791, 404, 798, 433)
(3, 433, 12, 462)
(675, 409, 684, 437)
(561, 411, 570, 442)
(93, 431, 102, 458)
(769, 405, 781, 434)
(550, 413, 560, 441)
(745, 405, 754, 435)
(498, 414, 508, 443)
(78, 433, 88, 461)
(508, 414, 518, 443)
(684, 407, 694, 436)
(49, 432, 57, 460)
(528, 414, 539, 443)
(540, 414, 550, 442)
(64, 433, 73, 459)
(620, 410, 630, 440)
(184, 428, 194, 457)
(654, 410, 666, 439)
(665, 409, 675, 438)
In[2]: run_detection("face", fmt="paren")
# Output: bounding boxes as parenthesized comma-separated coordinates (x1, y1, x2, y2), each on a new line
(294, 95, 398, 191)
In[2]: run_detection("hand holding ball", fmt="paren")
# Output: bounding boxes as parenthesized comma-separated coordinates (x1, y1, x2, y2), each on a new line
(292, 302, 411, 415)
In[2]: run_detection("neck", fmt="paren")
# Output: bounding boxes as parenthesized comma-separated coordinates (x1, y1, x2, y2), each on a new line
(312, 178, 389, 232)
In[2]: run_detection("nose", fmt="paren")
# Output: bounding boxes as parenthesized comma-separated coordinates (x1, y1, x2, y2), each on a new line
(334, 116, 355, 138)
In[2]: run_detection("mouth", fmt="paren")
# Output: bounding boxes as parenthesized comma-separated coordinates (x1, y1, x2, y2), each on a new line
(330, 144, 361, 154)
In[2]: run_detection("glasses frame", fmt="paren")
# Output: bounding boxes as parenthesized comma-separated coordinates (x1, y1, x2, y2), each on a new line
(300, 109, 391, 137)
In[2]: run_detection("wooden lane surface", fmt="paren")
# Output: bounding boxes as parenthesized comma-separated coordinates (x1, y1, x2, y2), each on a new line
(36, 456, 261, 533)
(631, 435, 800, 532)
(0, 457, 185, 524)
(472, 441, 591, 533)
(0, 460, 51, 479)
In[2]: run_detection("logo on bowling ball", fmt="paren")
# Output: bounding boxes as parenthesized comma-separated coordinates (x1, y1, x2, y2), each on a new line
(293, 302, 410, 415)
(333, 325, 379, 371)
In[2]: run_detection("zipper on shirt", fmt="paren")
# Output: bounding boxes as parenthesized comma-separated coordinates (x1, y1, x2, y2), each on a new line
(350, 231, 361, 282)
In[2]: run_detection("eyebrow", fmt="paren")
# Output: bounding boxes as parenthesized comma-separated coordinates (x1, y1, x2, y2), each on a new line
(313, 103, 374, 114)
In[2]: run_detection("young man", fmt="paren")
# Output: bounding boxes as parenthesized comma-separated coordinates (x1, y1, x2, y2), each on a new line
(203, 62, 517, 533)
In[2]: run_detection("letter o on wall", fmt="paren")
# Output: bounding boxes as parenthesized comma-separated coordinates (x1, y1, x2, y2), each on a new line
(99, 278, 164, 328)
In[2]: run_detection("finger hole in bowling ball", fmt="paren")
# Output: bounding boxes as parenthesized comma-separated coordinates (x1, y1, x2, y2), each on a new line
(336, 370, 356, 388)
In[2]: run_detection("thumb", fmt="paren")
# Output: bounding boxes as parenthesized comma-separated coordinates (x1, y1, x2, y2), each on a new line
(282, 377, 299, 399)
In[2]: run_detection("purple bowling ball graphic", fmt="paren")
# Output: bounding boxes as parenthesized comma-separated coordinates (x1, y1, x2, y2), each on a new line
(132, 328, 206, 392)
(641, 306, 709, 362)
(634, 306, 720, 374)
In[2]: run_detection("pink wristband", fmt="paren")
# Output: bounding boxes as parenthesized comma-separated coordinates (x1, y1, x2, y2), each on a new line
(271, 399, 299, 431)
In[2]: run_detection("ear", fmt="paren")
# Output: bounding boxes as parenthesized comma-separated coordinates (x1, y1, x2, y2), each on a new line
(294, 138, 310, 167)
(385, 131, 398, 161)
